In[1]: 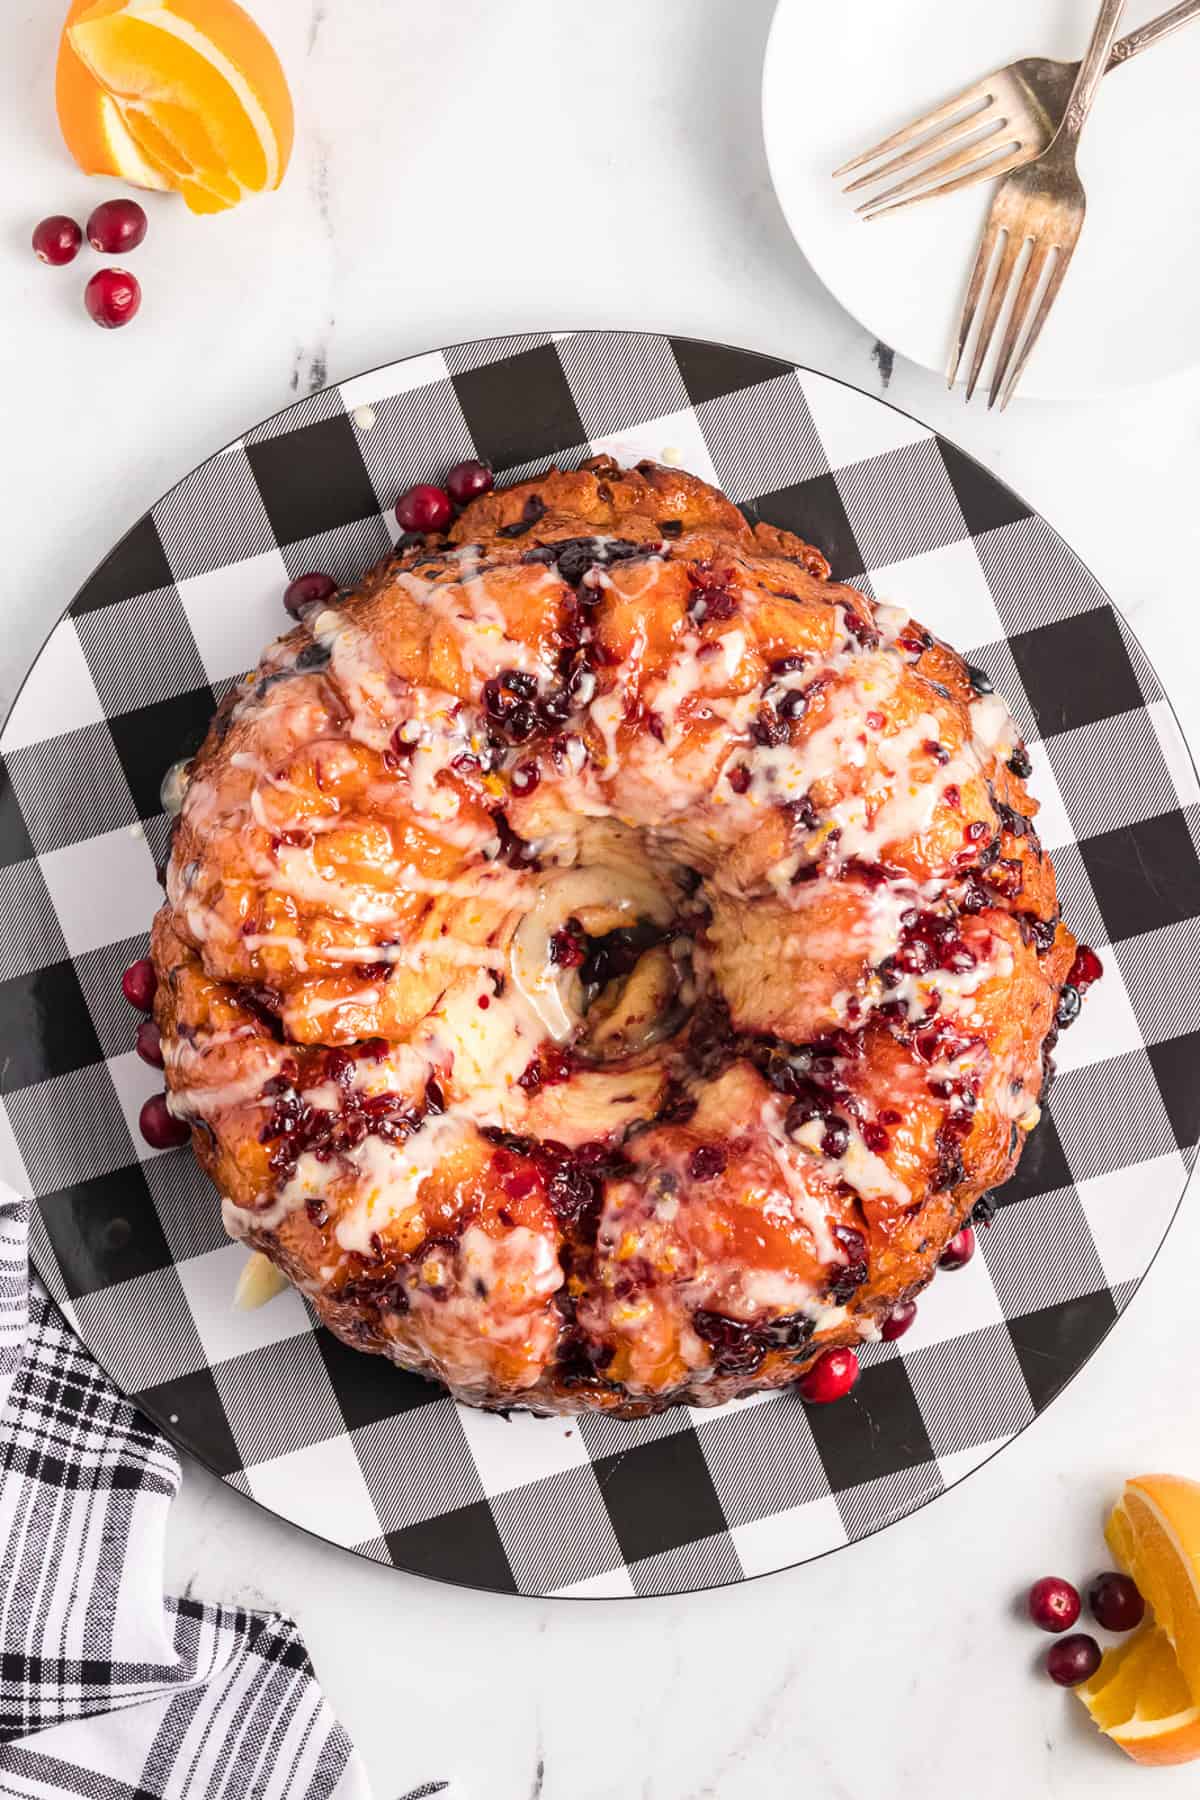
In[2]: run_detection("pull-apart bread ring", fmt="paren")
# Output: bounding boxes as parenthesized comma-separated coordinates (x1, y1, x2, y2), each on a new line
(152, 458, 1076, 1414)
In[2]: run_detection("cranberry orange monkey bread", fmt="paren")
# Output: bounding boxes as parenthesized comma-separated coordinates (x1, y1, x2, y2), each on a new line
(149, 457, 1097, 1416)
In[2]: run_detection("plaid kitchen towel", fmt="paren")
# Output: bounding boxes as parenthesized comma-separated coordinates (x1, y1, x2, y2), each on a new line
(0, 1184, 441, 1800)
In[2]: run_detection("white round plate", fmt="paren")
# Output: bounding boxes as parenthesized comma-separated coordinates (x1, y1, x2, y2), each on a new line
(762, 0, 1200, 396)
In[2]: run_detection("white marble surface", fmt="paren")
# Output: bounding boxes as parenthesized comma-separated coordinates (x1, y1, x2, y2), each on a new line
(3, 2, 1200, 1795)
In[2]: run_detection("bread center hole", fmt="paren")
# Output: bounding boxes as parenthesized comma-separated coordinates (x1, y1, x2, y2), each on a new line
(555, 918, 693, 1061)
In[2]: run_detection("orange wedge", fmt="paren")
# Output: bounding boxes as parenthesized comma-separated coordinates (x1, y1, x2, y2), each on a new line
(1080, 1627, 1200, 1765)
(56, 0, 172, 191)
(56, 0, 293, 215)
(1076, 1475, 1200, 1764)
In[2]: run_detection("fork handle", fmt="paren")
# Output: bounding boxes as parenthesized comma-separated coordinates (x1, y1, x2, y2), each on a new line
(1111, 0, 1200, 66)
(1058, 0, 1129, 144)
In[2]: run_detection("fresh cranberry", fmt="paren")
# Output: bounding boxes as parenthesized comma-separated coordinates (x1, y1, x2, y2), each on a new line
(86, 198, 148, 255)
(283, 571, 337, 618)
(122, 957, 157, 1011)
(445, 459, 494, 505)
(395, 484, 452, 533)
(1045, 1634, 1102, 1687)
(85, 267, 141, 329)
(135, 1018, 164, 1069)
(881, 1300, 917, 1341)
(1028, 1576, 1082, 1633)
(1088, 1572, 1145, 1633)
(32, 215, 82, 265)
(939, 1226, 976, 1271)
(1066, 945, 1104, 995)
(798, 1346, 859, 1405)
(138, 1093, 189, 1150)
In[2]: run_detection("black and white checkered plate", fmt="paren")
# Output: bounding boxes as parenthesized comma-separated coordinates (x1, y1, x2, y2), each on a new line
(3, 332, 1197, 1598)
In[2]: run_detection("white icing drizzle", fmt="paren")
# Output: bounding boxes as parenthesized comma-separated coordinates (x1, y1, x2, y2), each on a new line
(394, 561, 559, 684)
(790, 1115, 913, 1210)
(758, 1097, 842, 1264)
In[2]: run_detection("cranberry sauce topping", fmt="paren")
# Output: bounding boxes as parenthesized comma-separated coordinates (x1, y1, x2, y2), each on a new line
(522, 536, 646, 587)
(841, 609, 880, 650)
(689, 1145, 727, 1181)
(693, 1306, 815, 1377)
(880, 905, 979, 983)
(482, 668, 541, 743)
(485, 1132, 632, 1231)
(549, 918, 587, 969)
(480, 646, 594, 750)
(515, 1044, 574, 1094)
(490, 808, 540, 869)
(686, 561, 738, 623)
(260, 1042, 422, 1179)
(828, 1224, 868, 1302)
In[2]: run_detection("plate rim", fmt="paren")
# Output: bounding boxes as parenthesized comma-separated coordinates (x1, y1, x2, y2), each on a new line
(11, 326, 1198, 1600)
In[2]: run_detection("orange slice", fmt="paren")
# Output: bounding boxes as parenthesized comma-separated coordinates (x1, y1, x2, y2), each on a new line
(57, 0, 293, 215)
(1076, 1474, 1200, 1764)
(1080, 1627, 1200, 1765)
(56, 0, 172, 191)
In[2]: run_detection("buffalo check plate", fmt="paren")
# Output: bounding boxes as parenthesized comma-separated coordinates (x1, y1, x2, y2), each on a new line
(2, 332, 1197, 1598)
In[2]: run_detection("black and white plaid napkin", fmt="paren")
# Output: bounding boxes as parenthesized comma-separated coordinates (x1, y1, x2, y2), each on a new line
(0, 1183, 442, 1800)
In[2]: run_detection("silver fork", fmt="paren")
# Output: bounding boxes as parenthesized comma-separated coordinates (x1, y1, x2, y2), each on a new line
(833, 0, 1200, 220)
(948, 0, 1126, 411)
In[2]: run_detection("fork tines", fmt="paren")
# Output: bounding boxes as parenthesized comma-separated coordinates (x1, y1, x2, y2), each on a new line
(946, 210, 1073, 410)
(833, 78, 1033, 220)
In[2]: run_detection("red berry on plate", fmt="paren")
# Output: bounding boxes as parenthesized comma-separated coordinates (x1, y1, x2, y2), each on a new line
(881, 1300, 917, 1341)
(1066, 944, 1104, 994)
(86, 197, 148, 255)
(135, 1018, 164, 1069)
(798, 1346, 859, 1405)
(283, 571, 337, 618)
(395, 483, 452, 533)
(445, 459, 494, 506)
(1045, 1633, 1102, 1687)
(1028, 1576, 1082, 1633)
(121, 957, 157, 1011)
(32, 214, 82, 265)
(85, 267, 141, 329)
(138, 1093, 189, 1150)
(939, 1225, 976, 1270)
(1088, 1571, 1145, 1633)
